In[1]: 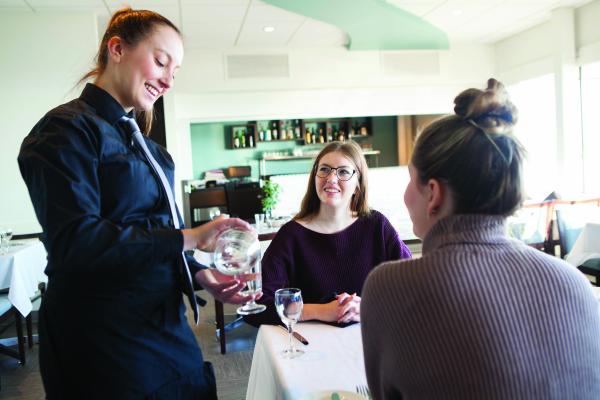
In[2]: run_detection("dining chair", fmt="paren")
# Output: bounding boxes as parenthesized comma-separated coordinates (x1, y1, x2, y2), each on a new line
(578, 258, 600, 286)
(554, 199, 600, 285)
(0, 295, 26, 365)
(554, 198, 600, 258)
(213, 239, 272, 355)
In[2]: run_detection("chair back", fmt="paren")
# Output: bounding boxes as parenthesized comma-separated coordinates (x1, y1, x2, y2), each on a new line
(554, 198, 600, 258)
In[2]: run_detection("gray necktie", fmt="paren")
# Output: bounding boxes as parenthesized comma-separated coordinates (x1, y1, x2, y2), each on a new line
(120, 116, 199, 324)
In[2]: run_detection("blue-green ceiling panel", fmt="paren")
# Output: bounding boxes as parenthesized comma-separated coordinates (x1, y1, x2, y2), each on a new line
(263, 0, 449, 50)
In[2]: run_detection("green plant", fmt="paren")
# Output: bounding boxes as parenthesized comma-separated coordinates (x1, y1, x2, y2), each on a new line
(261, 180, 281, 214)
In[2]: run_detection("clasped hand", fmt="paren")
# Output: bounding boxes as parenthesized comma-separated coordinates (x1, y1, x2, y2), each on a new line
(324, 292, 361, 324)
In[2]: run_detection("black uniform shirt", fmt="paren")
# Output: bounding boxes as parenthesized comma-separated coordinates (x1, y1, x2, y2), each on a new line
(18, 83, 207, 397)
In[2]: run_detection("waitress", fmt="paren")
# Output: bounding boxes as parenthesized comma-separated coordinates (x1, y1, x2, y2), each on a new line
(18, 7, 254, 399)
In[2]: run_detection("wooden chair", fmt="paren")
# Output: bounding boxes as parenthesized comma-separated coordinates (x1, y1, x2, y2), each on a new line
(214, 239, 273, 355)
(0, 295, 26, 365)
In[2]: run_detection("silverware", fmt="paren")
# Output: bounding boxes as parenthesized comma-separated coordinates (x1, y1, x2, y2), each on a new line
(277, 325, 309, 345)
(356, 384, 371, 399)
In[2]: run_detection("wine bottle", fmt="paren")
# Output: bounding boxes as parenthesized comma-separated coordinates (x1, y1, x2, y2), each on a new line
(234, 129, 240, 148)
(294, 120, 301, 138)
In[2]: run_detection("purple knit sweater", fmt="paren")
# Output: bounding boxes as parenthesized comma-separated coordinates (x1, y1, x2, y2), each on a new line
(245, 210, 412, 326)
(362, 214, 600, 399)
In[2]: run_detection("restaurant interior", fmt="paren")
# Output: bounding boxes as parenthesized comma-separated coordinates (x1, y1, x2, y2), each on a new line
(1, 0, 600, 398)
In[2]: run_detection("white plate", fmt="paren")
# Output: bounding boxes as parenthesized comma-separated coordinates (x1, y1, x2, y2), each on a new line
(299, 390, 363, 400)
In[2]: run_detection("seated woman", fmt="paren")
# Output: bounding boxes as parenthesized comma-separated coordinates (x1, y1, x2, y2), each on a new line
(245, 141, 411, 326)
(361, 79, 600, 399)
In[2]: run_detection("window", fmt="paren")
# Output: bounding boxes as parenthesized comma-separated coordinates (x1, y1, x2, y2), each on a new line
(508, 74, 558, 200)
(580, 62, 600, 195)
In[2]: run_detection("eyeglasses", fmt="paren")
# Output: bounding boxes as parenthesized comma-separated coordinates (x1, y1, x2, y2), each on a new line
(315, 165, 356, 181)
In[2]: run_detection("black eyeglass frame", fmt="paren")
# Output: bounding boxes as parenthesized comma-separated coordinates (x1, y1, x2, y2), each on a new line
(314, 165, 357, 181)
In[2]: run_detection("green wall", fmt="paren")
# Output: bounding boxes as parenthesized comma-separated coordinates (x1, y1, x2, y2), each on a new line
(189, 116, 398, 179)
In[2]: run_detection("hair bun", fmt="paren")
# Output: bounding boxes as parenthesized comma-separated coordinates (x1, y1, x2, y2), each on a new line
(453, 78, 518, 134)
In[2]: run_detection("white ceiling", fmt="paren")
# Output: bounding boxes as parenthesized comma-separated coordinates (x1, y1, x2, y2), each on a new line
(0, 0, 592, 48)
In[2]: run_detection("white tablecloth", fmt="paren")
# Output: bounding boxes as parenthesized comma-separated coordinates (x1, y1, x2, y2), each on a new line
(0, 240, 47, 316)
(246, 322, 367, 400)
(566, 222, 600, 267)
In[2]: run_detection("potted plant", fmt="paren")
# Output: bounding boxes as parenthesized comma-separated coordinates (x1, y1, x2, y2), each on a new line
(261, 180, 281, 223)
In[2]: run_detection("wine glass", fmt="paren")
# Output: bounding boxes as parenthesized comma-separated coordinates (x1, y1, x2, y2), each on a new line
(213, 228, 265, 315)
(274, 288, 304, 359)
(208, 207, 221, 221)
(235, 255, 266, 315)
(0, 228, 6, 255)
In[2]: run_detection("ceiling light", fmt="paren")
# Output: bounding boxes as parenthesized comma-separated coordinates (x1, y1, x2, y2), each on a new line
(263, 26, 275, 33)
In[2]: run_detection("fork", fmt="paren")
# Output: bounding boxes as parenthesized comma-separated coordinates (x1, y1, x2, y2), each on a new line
(356, 384, 371, 399)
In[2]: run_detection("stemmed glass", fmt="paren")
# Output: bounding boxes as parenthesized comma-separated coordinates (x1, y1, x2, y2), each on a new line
(274, 288, 304, 359)
(213, 228, 266, 315)
(0, 228, 10, 255)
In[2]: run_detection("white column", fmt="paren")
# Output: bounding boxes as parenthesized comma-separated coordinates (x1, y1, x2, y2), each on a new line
(551, 8, 583, 195)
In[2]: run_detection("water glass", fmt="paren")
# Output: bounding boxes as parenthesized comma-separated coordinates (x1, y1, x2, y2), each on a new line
(254, 213, 265, 231)
(236, 256, 266, 315)
(213, 228, 260, 276)
(275, 288, 304, 359)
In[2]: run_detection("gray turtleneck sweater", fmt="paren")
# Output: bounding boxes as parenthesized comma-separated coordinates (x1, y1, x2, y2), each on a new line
(361, 214, 600, 400)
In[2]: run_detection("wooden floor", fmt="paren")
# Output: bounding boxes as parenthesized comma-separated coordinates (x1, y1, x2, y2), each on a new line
(0, 295, 258, 400)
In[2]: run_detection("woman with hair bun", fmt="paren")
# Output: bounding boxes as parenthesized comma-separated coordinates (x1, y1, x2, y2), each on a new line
(361, 79, 600, 399)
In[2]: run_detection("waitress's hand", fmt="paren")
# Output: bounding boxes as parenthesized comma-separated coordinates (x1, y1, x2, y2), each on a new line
(182, 215, 254, 252)
(195, 269, 263, 305)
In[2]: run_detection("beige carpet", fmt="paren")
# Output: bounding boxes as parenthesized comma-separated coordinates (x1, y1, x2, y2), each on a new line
(0, 294, 258, 400)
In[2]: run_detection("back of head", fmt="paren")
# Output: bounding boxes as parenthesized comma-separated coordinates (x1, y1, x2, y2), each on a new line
(295, 141, 370, 220)
(412, 78, 525, 216)
(80, 7, 181, 132)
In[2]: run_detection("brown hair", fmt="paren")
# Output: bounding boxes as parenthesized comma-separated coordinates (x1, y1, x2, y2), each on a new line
(295, 141, 370, 220)
(411, 78, 525, 216)
(79, 7, 181, 133)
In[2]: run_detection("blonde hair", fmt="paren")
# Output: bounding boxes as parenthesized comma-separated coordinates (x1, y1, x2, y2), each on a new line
(295, 141, 370, 220)
(79, 8, 181, 133)
(412, 78, 525, 216)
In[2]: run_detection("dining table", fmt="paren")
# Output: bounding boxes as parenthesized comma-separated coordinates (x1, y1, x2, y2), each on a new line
(565, 222, 600, 268)
(246, 322, 368, 400)
(0, 239, 47, 316)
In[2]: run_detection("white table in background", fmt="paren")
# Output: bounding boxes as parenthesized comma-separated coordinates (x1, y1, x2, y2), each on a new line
(246, 322, 367, 400)
(0, 240, 47, 316)
(566, 222, 600, 268)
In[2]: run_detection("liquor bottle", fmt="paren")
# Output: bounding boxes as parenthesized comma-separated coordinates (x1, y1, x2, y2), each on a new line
(305, 128, 312, 144)
(248, 132, 254, 147)
(241, 130, 246, 148)
(337, 129, 345, 142)
(288, 123, 294, 140)
(259, 126, 265, 142)
(294, 120, 301, 138)
(233, 129, 240, 148)
(318, 128, 325, 144)
(272, 121, 278, 140)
